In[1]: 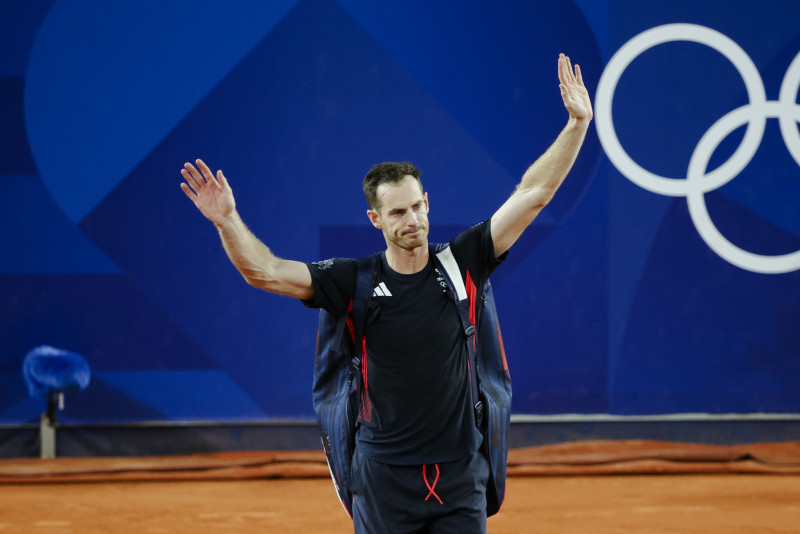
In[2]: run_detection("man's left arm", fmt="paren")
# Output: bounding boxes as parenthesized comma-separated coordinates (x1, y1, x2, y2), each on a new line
(491, 53, 593, 257)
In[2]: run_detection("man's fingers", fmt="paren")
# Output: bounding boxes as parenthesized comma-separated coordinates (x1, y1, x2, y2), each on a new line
(196, 159, 220, 188)
(564, 56, 576, 85)
(183, 162, 206, 187)
(575, 64, 584, 86)
(217, 170, 229, 190)
(180, 181, 198, 200)
(181, 167, 203, 191)
(181, 159, 227, 202)
(558, 54, 574, 86)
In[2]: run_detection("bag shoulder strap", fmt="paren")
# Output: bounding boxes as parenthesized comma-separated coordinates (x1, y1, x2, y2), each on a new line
(431, 243, 483, 428)
(350, 253, 381, 363)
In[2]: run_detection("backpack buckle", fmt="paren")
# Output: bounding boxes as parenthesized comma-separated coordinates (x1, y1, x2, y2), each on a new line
(464, 325, 475, 339)
(474, 400, 484, 429)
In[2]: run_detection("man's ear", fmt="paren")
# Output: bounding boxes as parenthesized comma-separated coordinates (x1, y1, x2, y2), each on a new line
(367, 209, 382, 229)
(424, 192, 429, 212)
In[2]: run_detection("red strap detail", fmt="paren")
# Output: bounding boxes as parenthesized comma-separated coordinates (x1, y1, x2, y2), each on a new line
(423, 464, 443, 504)
(465, 271, 478, 348)
(497, 323, 509, 372)
(359, 335, 373, 422)
(344, 300, 355, 342)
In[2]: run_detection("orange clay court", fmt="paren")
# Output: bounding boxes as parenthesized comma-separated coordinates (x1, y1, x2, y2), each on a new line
(1, 440, 799, 533)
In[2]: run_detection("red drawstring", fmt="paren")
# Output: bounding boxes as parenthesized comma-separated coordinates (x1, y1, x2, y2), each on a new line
(422, 464, 443, 504)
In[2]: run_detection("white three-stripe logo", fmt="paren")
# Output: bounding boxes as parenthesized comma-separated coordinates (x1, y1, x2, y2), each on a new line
(372, 282, 392, 297)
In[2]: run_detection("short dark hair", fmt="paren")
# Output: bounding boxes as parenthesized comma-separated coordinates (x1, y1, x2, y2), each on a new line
(363, 161, 423, 210)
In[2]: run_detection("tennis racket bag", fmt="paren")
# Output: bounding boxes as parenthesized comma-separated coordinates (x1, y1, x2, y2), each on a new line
(312, 244, 512, 518)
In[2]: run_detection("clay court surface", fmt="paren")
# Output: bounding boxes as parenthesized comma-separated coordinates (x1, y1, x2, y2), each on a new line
(1, 475, 799, 533)
(2, 440, 799, 533)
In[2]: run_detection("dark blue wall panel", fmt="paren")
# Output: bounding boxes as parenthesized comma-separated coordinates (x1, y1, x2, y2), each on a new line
(2, 0, 798, 425)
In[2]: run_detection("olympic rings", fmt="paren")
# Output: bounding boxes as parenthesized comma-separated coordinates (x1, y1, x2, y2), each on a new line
(595, 23, 800, 274)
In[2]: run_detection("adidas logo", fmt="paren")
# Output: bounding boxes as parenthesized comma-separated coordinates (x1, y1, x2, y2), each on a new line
(372, 282, 392, 297)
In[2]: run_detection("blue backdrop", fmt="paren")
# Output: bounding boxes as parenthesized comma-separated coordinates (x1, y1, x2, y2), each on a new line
(1, 0, 798, 424)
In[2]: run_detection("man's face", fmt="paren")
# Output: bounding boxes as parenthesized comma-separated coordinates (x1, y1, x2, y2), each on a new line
(367, 175, 430, 251)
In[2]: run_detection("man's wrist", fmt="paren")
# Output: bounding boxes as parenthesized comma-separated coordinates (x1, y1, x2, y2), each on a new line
(214, 210, 241, 232)
(566, 115, 592, 131)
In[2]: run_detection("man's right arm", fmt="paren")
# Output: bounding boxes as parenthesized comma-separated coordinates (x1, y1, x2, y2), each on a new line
(180, 159, 314, 300)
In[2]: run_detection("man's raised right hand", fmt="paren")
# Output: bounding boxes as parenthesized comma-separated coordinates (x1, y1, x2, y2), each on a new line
(180, 159, 236, 226)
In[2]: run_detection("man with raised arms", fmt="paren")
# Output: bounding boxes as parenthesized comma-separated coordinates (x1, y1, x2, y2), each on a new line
(180, 53, 592, 534)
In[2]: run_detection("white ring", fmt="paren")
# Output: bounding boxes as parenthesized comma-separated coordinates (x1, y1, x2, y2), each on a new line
(596, 23, 800, 274)
(596, 23, 767, 197)
(686, 102, 800, 274)
(779, 50, 800, 167)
